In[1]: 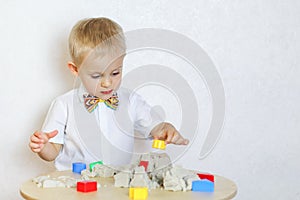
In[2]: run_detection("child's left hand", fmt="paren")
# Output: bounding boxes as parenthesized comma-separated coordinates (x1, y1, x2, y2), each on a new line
(150, 122, 189, 145)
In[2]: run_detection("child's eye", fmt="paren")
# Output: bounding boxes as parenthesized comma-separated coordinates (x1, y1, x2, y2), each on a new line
(91, 74, 101, 79)
(112, 71, 120, 76)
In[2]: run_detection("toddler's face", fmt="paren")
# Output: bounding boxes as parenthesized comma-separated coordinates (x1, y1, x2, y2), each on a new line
(78, 53, 124, 100)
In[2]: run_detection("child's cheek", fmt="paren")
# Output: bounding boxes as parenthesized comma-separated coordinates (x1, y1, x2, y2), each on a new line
(83, 79, 99, 94)
(115, 78, 122, 89)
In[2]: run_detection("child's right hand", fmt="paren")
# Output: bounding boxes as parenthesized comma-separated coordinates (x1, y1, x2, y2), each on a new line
(29, 130, 58, 153)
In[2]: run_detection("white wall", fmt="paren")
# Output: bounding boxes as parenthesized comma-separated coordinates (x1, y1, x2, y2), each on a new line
(0, 0, 299, 199)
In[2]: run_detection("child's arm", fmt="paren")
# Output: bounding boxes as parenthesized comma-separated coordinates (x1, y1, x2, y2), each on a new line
(29, 130, 62, 161)
(150, 122, 189, 145)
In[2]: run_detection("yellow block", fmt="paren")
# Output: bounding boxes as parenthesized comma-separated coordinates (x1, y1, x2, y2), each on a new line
(152, 139, 166, 150)
(129, 187, 148, 199)
(129, 188, 134, 199)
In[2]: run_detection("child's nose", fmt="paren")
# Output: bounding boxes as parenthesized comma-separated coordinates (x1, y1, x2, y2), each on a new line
(100, 77, 112, 88)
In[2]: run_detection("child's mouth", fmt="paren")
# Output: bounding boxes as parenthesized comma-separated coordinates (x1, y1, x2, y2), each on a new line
(101, 89, 113, 95)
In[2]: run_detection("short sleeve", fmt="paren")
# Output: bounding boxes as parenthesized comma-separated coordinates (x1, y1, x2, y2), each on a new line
(41, 98, 67, 144)
(130, 93, 163, 138)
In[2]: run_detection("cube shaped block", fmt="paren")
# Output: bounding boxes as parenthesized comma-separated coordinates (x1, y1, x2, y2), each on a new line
(129, 187, 148, 199)
(197, 173, 215, 182)
(89, 161, 103, 171)
(139, 161, 149, 171)
(192, 180, 214, 192)
(77, 181, 97, 193)
(72, 162, 86, 174)
(152, 139, 166, 150)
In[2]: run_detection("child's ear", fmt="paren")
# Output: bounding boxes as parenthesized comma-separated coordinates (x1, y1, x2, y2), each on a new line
(67, 62, 79, 75)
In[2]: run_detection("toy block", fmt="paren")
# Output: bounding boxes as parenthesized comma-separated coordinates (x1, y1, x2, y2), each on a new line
(192, 180, 214, 192)
(197, 173, 215, 182)
(89, 161, 103, 171)
(129, 187, 134, 199)
(129, 187, 148, 199)
(139, 161, 149, 171)
(152, 139, 166, 150)
(72, 162, 86, 174)
(77, 181, 97, 193)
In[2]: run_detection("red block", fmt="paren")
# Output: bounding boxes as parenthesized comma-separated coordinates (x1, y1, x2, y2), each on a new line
(77, 181, 97, 193)
(139, 161, 149, 171)
(197, 173, 214, 182)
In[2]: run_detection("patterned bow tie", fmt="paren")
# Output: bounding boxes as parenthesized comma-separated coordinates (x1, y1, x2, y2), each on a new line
(83, 93, 119, 112)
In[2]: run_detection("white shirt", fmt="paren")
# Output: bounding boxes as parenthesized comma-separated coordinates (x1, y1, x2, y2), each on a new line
(42, 85, 162, 170)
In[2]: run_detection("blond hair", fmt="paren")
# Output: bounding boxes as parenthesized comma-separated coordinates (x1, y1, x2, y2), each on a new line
(68, 17, 126, 67)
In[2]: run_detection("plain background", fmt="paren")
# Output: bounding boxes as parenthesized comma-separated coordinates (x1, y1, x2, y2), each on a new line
(0, 0, 299, 199)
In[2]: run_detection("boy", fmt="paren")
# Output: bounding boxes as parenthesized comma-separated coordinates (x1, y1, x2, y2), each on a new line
(29, 17, 189, 170)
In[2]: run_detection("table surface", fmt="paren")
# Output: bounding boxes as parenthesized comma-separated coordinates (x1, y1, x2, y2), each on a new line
(20, 170, 237, 200)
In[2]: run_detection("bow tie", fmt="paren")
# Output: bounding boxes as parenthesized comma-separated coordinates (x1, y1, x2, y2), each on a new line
(83, 93, 119, 112)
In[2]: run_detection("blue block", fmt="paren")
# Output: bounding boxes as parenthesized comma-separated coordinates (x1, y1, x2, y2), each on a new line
(192, 180, 214, 192)
(72, 162, 86, 174)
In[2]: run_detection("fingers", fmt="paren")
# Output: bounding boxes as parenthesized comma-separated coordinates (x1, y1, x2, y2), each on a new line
(151, 123, 166, 140)
(31, 134, 42, 143)
(152, 133, 162, 140)
(176, 137, 189, 145)
(46, 130, 58, 139)
(29, 132, 44, 153)
(29, 130, 58, 153)
(33, 131, 43, 139)
(165, 130, 175, 144)
(158, 127, 188, 145)
(183, 138, 189, 145)
(38, 130, 59, 143)
(170, 132, 182, 144)
(29, 142, 43, 153)
(166, 130, 189, 145)
(31, 131, 43, 143)
(151, 123, 189, 146)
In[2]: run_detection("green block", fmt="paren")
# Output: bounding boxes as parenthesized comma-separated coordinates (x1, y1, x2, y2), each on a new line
(89, 161, 103, 171)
